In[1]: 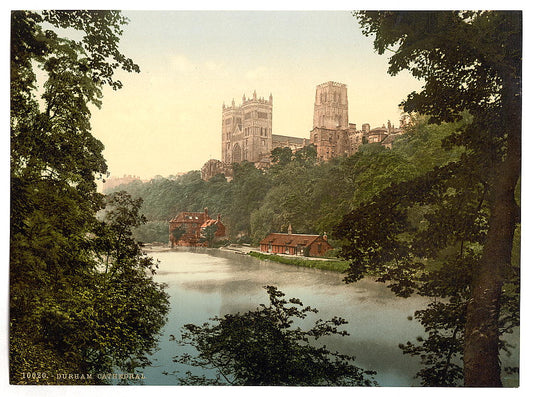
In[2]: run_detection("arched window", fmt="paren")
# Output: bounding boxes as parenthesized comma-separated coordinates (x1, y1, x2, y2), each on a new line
(232, 143, 242, 163)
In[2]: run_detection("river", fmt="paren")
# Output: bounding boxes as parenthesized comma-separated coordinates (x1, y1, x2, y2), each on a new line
(140, 248, 519, 387)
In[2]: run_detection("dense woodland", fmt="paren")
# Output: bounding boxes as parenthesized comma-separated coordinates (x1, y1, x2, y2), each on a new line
(109, 115, 464, 247)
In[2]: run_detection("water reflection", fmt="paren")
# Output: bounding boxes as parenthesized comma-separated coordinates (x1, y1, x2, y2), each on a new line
(141, 249, 516, 387)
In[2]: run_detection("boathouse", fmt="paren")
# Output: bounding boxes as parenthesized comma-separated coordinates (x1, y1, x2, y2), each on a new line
(259, 226, 332, 257)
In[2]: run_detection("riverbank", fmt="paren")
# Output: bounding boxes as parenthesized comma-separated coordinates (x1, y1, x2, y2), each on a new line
(142, 243, 350, 273)
(248, 251, 350, 273)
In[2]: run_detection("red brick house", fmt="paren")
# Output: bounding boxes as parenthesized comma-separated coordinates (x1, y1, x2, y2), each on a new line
(259, 228, 332, 257)
(169, 208, 226, 247)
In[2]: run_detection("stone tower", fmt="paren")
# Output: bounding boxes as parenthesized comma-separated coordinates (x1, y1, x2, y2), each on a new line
(313, 81, 349, 129)
(310, 81, 362, 161)
(221, 91, 273, 166)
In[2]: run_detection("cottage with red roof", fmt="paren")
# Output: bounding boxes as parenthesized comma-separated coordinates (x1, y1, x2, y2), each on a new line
(259, 225, 332, 257)
(169, 208, 226, 247)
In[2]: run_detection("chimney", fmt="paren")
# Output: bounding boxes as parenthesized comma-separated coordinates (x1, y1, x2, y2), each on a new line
(323, 232, 328, 241)
(217, 214, 221, 222)
(204, 207, 209, 219)
(288, 223, 292, 235)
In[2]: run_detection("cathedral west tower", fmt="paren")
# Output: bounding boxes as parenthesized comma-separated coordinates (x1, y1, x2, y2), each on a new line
(221, 91, 273, 166)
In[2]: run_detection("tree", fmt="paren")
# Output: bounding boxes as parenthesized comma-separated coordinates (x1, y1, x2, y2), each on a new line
(339, 11, 521, 386)
(200, 222, 219, 248)
(270, 146, 293, 166)
(226, 162, 271, 239)
(64, 191, 168, 378)
(292, 144, 317, 167)
(10, 11, 168, 384)
(170, 286, 376, 386)
(170, 225, 187, 244)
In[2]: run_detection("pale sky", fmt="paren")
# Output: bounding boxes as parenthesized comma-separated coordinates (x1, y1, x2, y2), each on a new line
(87, 10, 424, 180)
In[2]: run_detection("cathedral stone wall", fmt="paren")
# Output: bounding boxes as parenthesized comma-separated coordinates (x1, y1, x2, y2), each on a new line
(201, 81, 405, 181)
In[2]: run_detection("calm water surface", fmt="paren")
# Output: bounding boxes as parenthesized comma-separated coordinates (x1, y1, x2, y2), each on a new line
(141, 249, 518, 387)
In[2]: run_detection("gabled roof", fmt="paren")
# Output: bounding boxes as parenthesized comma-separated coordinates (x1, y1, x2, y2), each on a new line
(201, 219, 219, 228)
(272, 134, 307, 144)
(170, 211, 208, 224)
(259, 233, 327, 247)
(233, 123, 242, 135)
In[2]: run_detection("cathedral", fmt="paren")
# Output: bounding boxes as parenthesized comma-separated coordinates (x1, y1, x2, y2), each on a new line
(200, 81, 405, 181)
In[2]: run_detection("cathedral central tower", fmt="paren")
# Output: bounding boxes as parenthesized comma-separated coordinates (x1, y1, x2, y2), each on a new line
(310, 81, 363, 161)
(313, 81, 349, 129)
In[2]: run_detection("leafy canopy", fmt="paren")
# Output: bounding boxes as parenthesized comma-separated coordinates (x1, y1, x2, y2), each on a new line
(10, 11, 168, 384)
(171, 286, 376, 386)
(335, 11, 522, 386)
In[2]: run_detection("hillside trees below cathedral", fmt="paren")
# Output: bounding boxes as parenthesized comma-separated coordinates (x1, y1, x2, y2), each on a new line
(10, 10, 169, 384)
(112, 116, 465, 249)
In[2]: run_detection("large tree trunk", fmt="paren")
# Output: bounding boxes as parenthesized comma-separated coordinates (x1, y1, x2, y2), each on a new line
(463, 180, 515, 386)
(463, 77, 521, 387)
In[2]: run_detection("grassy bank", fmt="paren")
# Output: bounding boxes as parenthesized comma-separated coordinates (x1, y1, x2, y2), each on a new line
(248, 251, 350, 273)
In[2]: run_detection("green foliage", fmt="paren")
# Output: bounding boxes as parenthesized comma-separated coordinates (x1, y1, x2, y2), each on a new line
(270, 146, 292, 166)
(170, 286, 376, 386)
(134, 220, 170, 243)
(399, 301, 465, 386)
(228, 162, 272, 237)
(199, 222, 219, 248)
(106, 166, 267, 242)
(333, 157, 502, 385)
(342, 10, 521, 386)
(170, 225, 186, 241)
(10, 11, 168, 384)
